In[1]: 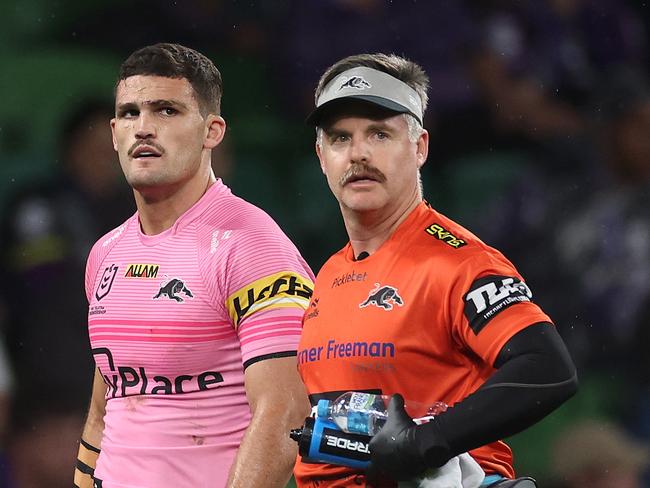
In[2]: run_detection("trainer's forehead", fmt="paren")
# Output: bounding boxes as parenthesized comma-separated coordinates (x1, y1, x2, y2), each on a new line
(319, 102, 408, 129)
(115, 75, 197, 106)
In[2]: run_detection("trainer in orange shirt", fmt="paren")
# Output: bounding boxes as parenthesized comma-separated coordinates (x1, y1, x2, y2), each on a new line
(295, 53, 578, 488)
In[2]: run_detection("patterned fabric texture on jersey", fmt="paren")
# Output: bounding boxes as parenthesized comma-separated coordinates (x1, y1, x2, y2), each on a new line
(85, 180, 314, 487)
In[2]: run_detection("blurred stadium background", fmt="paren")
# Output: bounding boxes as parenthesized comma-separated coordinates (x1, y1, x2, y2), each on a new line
(0, 1, 648, 487)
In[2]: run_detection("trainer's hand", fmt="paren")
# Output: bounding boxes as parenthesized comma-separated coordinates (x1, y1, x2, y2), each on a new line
(367, 394, 428, 482)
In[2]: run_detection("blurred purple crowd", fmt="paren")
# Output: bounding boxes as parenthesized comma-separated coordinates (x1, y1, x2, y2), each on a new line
(0, 1, 648, 487)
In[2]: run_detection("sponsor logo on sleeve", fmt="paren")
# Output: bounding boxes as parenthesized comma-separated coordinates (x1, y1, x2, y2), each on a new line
(226, 271, 314, 327)
(463, 275, 533, 334)
(424, 223, 466, 248)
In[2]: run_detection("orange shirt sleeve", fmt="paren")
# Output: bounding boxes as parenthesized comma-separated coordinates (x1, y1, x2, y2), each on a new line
(448, 251, 554, 367)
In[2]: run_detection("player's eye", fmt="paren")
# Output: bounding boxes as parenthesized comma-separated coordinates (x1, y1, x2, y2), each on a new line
(118, 109, 139, 118)
(160, 107, 178, 116)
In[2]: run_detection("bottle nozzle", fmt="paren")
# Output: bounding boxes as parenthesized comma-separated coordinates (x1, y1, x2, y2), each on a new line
(289, 428, 303, 442)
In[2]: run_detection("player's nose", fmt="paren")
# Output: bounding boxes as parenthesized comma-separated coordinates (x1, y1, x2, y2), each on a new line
(135, 111, 157, 139)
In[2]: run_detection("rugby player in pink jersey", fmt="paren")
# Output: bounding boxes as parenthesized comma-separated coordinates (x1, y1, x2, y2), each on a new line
(74, 43, 314, 488)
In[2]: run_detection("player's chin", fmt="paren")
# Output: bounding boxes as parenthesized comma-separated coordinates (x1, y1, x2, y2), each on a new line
(126, 172, 170, 191)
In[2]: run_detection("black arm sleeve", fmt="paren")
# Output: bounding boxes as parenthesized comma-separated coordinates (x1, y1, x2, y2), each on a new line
(414, 322, 578, 466)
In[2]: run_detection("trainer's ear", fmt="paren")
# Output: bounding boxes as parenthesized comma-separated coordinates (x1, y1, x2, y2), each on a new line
(315, 138, 327, 175)
(416, 129, 429, 169)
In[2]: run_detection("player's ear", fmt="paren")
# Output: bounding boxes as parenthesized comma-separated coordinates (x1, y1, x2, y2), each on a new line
(204, 115, 226, 149)
(110, 118, 118, 152)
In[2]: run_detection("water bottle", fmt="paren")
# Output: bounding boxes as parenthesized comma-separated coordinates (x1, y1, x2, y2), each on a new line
(316, 391, 447, 436)
(290, 415, 373, 469)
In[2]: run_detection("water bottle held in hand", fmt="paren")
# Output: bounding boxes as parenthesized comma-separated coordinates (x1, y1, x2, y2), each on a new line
(317, 392, 447, 436)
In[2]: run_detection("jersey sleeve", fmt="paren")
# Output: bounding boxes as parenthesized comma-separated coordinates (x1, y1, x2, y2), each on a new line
(84, 242, 100, 304)
(448, 251, 553, 367)
(84, 223, 127, 304)
(220, 225, 315, 367)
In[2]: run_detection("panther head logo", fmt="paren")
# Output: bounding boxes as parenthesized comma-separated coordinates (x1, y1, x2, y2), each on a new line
(359, 283, 404, 311)
(153, 278, 194, 303)
(339, 76, 372, 91)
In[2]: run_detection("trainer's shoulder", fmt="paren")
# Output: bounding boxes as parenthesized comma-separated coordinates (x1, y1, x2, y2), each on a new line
(411, 204, 504, 263)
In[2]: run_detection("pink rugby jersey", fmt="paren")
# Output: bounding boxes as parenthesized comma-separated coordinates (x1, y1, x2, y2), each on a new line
(85, 180, 314, 488)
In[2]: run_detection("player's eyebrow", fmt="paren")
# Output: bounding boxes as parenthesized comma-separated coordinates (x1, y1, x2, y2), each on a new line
(115, 102, 138, 114)
(116, 99, 189, 113)
(143, 99, 189, 110)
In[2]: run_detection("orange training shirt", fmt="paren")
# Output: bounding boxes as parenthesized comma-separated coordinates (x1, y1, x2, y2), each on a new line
(295, 202, 553, 487)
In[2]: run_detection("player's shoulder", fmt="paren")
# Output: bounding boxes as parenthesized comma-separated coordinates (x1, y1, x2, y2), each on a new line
(87, 215, 135, 262)
(195, 182, 292, 244)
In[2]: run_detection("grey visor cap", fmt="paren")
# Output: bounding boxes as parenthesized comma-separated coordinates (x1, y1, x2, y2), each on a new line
(307, 66, 424, 126)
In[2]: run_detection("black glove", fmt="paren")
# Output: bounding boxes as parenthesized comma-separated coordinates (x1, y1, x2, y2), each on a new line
(367, 394, 451, 482)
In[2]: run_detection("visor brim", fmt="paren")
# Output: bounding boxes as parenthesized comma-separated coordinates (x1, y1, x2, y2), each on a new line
(306, 95, 419, 126)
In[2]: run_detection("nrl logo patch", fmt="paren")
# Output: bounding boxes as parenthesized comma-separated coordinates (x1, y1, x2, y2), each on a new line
(95, 264, 119, 301)
(339, 76, 371, 91)
(153, 278, 193, 303)
(359, 283, 404, 311)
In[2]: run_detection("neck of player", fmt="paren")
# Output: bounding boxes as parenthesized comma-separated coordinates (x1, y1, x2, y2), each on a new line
(134, 165, 216, 236)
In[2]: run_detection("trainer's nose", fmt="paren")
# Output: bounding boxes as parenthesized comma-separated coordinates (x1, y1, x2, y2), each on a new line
(349, 137, 370, 164)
